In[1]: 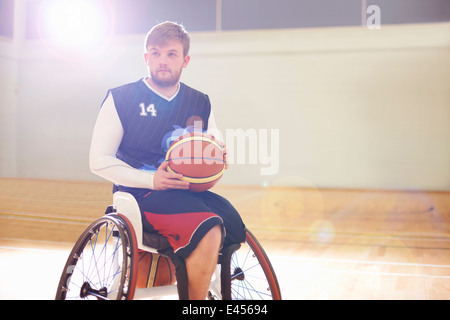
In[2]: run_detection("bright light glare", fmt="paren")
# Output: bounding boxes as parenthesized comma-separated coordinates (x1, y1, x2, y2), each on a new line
(38, 0, 113, 60)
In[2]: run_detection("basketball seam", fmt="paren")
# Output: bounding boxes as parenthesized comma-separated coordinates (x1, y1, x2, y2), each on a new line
(165, 136, 222, 159)
(167, 165, 225, 183)
(167, 157, 224, 162)
(146, 254, 161, 288)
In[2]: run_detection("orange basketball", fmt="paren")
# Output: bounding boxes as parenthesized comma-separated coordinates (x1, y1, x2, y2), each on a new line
(136, 251, 176, 288)
(165, 132, 225, 192)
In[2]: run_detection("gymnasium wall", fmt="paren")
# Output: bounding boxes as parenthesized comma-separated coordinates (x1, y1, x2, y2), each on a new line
(0, 39, 16, 177)
(1, 22, 449, 191)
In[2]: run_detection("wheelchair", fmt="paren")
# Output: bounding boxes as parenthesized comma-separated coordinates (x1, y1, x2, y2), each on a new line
(55, 191, 281, 300)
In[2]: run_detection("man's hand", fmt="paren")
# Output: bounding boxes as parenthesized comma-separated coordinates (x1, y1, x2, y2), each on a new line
(153, 161, 190, 190)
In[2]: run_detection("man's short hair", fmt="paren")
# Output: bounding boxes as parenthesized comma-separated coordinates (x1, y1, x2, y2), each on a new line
(145, 21, 190, 57)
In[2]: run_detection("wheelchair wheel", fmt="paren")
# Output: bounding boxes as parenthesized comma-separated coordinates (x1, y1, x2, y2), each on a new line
(228, 229, 281, 300)
(55, 214, 138, 300)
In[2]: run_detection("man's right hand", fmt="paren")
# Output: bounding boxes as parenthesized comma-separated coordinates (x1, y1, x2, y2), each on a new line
(153, 161, 190, 190)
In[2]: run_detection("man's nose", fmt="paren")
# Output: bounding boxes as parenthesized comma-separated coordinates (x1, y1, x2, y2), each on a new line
(158, 55, 169, 66)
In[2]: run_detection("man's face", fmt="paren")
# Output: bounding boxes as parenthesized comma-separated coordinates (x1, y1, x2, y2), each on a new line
(144, 40, 190, 87)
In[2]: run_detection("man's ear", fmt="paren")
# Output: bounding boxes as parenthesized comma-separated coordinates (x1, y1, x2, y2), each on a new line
(183, 55, 190, 68)
(144, 52, 150, 66)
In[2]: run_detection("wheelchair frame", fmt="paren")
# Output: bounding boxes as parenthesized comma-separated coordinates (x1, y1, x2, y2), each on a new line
(55, 191, 281, 300)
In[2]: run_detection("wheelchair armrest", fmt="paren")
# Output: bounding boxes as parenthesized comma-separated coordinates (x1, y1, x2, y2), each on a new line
(113, 191, 160, 253)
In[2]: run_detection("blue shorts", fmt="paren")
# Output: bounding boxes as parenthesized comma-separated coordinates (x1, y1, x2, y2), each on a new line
(134, 189, 246, 259)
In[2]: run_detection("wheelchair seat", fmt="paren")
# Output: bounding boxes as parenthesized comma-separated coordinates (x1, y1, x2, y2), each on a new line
(112, 191, 171, 253)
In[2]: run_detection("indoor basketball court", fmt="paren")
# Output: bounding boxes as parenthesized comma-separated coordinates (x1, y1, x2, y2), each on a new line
(1, 0, 449, 300)
(0, 179, 449, 299)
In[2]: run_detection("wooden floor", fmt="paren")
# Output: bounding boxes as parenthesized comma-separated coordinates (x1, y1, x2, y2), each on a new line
(1, 177, 449, 299)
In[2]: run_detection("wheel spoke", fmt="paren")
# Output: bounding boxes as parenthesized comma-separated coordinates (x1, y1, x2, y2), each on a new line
(229, 230, 281, 300)
(55, 215, 136, 300)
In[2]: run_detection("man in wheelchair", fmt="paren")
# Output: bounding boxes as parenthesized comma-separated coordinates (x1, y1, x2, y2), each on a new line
(89, 21, 246, 300)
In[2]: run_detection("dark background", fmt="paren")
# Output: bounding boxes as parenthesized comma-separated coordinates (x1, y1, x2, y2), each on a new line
(1, 0, 449, 39)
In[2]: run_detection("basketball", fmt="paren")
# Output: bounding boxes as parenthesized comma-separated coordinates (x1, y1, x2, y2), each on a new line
(136, 251, 176, 288)
(165, 132, 225, 192)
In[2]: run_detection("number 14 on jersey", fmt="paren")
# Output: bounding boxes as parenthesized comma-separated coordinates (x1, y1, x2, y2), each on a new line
(139, 103, 157, 117)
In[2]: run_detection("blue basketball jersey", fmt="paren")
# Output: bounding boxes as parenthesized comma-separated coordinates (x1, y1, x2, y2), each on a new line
(105, 78, 211, 174)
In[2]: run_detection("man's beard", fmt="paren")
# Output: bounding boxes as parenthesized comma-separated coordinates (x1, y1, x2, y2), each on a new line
(150, 67, 182, 87)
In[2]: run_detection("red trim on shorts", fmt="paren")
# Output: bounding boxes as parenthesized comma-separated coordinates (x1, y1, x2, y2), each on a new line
(143, 211, 222, 254)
